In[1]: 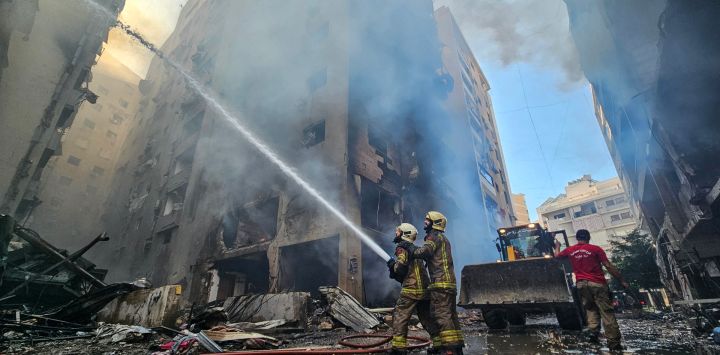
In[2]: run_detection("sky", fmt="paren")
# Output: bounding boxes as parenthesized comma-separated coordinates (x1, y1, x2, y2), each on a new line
(107, 0, 619, 222)
(435, 0, 618, 221)
(104, 0, 187, 77)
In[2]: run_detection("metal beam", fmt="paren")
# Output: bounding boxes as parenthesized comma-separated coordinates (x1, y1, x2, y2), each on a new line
(673, 298, 720, 305)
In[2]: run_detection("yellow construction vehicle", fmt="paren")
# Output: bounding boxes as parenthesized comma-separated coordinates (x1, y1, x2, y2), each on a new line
(458, 223, 585, 330)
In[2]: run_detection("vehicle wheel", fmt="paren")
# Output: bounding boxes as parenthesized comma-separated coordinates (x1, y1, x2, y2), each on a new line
(482, 309, 508, 330)
(507, 311, 526, 326)
(555, 306, 583, 330)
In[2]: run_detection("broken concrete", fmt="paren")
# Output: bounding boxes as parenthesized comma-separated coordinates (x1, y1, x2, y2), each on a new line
(97, 285, 183, 328)
(222, 292, 310, 328)
(319, 286, 380, 331)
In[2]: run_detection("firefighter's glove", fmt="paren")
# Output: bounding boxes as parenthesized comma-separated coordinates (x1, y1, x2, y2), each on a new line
(398, 241, 417, 256)
(386, 257, 396, 268)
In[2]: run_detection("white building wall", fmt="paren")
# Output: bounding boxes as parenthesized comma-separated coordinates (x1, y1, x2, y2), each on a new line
(538, 176, 638, 255)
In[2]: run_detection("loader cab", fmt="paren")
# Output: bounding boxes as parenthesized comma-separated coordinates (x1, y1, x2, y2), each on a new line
(496, 224, 569, 261)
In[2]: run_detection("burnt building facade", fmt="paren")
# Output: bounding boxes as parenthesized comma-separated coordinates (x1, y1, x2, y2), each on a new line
(97, 0, 512, 305)
(0, 0, 125, 221)
(27, 55, 141, 251)
(565, 0, 720, 300)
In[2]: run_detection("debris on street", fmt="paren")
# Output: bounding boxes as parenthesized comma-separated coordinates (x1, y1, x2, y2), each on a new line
(0, 215, 110, 311)
(95, 323, 153, 344)
(318, 286, 381, 331)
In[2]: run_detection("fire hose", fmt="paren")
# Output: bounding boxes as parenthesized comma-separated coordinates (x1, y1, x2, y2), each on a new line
(207, 334, 431, 354)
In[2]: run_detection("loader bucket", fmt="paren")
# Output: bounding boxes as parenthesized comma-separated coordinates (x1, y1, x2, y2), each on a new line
(459, 258, 574, 308)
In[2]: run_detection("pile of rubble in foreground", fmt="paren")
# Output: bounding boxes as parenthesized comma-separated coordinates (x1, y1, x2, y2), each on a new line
(0, 285, 403, 354)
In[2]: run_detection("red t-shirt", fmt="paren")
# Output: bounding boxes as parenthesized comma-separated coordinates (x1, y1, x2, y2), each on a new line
(556, 243, 609, 284)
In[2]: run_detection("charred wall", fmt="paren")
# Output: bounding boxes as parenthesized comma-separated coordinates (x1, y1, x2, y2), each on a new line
(566, 0, 720, 299)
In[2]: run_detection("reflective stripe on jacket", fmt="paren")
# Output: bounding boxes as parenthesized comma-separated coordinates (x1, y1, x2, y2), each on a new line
(413, 230, 457, 290)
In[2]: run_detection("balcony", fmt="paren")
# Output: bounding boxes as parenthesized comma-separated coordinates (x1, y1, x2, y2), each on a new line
(156, 210, 180, 233)
(166, 169, 190, 193)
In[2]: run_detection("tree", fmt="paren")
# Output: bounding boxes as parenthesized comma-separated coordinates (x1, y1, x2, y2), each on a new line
(609, 229, 663, 290)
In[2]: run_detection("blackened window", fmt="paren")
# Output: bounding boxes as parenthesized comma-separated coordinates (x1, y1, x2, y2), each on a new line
(611, 214, 621, 222)
(302, 121, 325, 147)
(57, 105, 75, 128)
(67, 155, 81, 166)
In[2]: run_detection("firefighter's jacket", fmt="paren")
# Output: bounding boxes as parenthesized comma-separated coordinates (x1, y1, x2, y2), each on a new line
(393, 245, 430, 300)
(413, 230, 457, 290)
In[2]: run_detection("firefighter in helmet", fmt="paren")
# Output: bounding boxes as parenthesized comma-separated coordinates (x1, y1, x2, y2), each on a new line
(386, 223, 441, 355)
(410, 211, 465, 355)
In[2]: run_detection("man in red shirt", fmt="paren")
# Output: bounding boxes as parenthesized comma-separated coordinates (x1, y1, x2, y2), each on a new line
(554, 229, 629, 351)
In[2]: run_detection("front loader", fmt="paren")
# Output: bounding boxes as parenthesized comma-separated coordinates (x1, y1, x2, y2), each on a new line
(458, 224, 585, 330)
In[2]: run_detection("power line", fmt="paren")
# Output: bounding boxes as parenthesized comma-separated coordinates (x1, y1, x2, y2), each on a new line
(516, 65, 554, 187)
(496, 100, 568, 114)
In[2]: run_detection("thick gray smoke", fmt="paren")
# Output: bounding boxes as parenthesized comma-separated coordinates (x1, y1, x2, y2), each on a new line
(97, 0, 503, 301)
(434, 0, 584, 86)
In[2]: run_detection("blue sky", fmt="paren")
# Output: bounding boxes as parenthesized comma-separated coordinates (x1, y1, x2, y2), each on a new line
(433, 0, 619, 221)
(485, 63, 617, 221)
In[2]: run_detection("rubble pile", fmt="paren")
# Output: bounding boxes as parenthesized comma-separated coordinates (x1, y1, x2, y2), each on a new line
(0, 215, 112, 311)
(0, 284, 402, 354)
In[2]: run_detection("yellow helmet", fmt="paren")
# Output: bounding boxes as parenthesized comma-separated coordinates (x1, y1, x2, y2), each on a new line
(397, 223, 418, 243)
(425, 211, 447, 232)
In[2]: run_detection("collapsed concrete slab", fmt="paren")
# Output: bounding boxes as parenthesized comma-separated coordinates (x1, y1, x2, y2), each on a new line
(222, 292, 310, 328)
(97, 285, 183, 328)
(319, 286, 380, 331)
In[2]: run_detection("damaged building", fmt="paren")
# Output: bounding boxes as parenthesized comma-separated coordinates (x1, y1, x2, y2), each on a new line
(26, 55, 142, 251)
(95, 0, 513, 307)
(565, 0, 720, 300)
(0, 0, 125, 221)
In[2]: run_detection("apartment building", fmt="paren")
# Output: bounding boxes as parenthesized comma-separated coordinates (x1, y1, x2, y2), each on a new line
(434, 6, 515, 241)
(27, 55, 141, 251)
(566, 0, 720, 300)
(537, 175, 638, 253)
(0, 0, 124, 220)
(94, 0, 512, 306)
(511, 193, 531, 226)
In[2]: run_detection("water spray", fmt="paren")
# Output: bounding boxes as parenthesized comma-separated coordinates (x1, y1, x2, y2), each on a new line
(84, 0, 392, 261)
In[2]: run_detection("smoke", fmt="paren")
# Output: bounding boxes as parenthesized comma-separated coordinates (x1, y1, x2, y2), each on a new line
(99, 0, 510, 300)
(434, 0, 585, 87)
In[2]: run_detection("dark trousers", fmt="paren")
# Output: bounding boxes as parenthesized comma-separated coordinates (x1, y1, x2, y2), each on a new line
(577, 280, 621, 348)
(392, 295, 440, 349)
(430, 289, 464, 347)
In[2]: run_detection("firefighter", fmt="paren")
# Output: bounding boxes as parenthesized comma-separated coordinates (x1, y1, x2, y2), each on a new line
(410, 211, 465, 355)
(386, 223, 441, 355)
